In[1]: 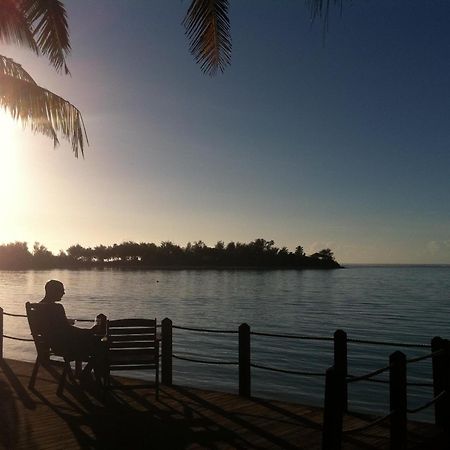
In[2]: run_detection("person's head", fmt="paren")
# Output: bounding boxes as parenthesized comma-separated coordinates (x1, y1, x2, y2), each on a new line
(44, 280, 65, 302)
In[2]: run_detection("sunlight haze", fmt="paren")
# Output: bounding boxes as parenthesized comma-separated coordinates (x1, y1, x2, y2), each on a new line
(1, 0, 449, 264)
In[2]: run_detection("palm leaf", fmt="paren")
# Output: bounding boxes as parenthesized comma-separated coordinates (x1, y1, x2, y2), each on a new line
(306, 0, 344, 29)
(0, 55, 87, 157)
(0, 54, 36, 82)
(183, 0, 231, 76)
(21, 0, 71, 74)
(0, 0, 37, 51)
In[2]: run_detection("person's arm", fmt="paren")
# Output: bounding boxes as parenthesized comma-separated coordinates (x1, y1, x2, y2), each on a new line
(55, 304, 75, 326)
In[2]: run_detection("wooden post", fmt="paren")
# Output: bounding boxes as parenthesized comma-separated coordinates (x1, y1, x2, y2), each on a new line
(161, 318, 173, 386)
(0, 307, 3, 360)
(443, 340, 450, 431)
(389, 351, 407, 450)
(322, 366, 344, 450)
(432, 336, 446, 428)
(334, 329, 348, 412)
(239, 323, 251, 397)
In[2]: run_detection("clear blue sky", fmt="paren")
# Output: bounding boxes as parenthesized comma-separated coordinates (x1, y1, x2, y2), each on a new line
(1, 0, 449, 264)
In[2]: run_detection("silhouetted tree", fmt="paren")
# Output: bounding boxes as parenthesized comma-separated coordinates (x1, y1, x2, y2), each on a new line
(93, 245, 108, 263)
(0, 242, 32, 269)
(0, 239, 340, 269)
(67, 244, 90, 263)
(215, 241, 225, 251)
(140, 242, 158, 265)
(32, 242, 57, 268)
(311, 248, 335, 262)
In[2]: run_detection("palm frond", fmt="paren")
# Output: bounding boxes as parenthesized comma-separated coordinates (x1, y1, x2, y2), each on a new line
(306, 0, 344, 29)
(21, 0, 71, 74)
(183, 0, 231, 76)
(0, 55, 87, 157)
(0, 54, 36, 82)
(0, 0, 37, 51)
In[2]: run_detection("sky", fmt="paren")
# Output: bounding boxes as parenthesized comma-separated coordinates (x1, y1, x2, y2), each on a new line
(0, 0, 450, 264)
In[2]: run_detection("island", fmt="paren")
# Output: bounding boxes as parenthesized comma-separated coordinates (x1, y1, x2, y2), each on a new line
(0, 239, 341, 270)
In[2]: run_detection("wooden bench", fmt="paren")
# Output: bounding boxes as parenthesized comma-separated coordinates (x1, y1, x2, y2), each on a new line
(25, 302, 92, 395)
(105, 318, 159, 398)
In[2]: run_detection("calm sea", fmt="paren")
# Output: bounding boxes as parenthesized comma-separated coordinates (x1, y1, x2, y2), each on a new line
(1, 266, 449, 421)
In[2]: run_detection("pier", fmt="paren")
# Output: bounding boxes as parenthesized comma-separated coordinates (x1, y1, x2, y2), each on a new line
(0, 358, 446, 449)
(0, 308, 449, 448)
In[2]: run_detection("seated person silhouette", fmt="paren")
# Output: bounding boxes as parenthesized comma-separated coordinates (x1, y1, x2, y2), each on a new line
(37, 279, 105, 377)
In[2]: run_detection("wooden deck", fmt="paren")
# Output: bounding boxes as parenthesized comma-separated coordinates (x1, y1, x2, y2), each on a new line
(0, 358, 447, 449)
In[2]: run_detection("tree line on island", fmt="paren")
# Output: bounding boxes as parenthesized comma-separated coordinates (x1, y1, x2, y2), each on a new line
(0, 239, 340, 270)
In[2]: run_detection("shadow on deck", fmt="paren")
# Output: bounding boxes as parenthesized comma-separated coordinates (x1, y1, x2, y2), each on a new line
(0, 359, 447, 449)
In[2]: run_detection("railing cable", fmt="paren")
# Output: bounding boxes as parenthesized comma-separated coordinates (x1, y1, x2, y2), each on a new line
(173, 353, 237, 365)
(0, 310, 434, 348)
(407, 391, 446, 414)
(251, 363, 325, 377)
(2, 312, 27, 318)
(173, 325, 237, 334)
(3, 334, 33, 342)
(343, 412, 392, 434)
(2, 309, 97, 323)
(251, 331, 333, 341)
(347, 364, 391, 383)
(406, 350, 443, 364)
(347, 337, 430, 349)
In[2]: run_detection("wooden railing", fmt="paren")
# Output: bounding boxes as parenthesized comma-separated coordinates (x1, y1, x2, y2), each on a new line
(322, 336, 450, 450)
(0, 307, 448, 449)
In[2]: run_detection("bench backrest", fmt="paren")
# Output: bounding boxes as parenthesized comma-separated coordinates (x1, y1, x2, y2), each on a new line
(25, 302, 51, 361)
(107, 318, 158, 370)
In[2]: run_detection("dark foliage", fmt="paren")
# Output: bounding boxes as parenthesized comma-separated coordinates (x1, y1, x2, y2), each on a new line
(0, 238, 340, 270)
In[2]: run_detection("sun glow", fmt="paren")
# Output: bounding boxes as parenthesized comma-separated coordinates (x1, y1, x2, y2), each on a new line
(0, 110, 21, 238)
(0, 108, 19, 146)
(0, 109, 19, 175)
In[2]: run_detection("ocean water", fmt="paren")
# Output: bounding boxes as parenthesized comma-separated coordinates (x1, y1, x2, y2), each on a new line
(1, 266, 449, 421)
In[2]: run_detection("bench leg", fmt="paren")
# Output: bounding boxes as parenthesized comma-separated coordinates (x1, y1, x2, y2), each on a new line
(28, 357, 40, 389)
(75, 360, 82, 378)
(155, 363, 159, 400)
(57, 361, 70, 396)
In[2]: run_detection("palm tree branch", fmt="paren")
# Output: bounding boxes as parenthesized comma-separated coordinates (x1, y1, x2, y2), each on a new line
(0, 0, 38, 52)
(0, 59, 87, 157)
(0, 54, 37, 83)
(183, 0, 231, 76)
(306, 0, 344, 30)
(22, 0, 71, 74)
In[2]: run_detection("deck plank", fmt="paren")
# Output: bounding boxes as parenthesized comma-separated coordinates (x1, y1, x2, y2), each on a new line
(0, 358, 447, 449)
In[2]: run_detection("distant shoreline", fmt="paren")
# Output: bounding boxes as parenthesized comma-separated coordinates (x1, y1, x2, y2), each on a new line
(0, 263, 342, 271)
(0, 239, 341, 271)
(342, 263, 450, 268)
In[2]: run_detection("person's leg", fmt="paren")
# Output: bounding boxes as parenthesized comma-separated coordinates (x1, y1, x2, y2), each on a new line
(69, 328, 101, 381)
(79, 329, 107, 381)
